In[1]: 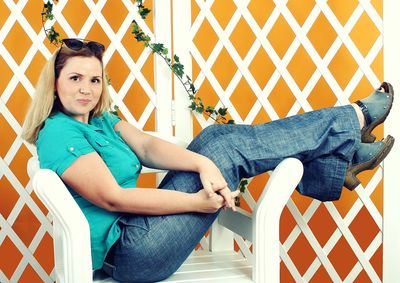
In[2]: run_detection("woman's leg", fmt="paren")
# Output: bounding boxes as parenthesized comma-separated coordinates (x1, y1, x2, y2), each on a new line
(104, 105, 361, 282)
(162, 104, 361, 200)
(104, 211, 219, 282)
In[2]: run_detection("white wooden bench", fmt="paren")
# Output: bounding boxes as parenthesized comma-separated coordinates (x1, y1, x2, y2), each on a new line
(28, 132, 303, 283)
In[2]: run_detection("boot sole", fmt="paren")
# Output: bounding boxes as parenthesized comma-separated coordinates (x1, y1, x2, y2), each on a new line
(344, 135, 395, 190)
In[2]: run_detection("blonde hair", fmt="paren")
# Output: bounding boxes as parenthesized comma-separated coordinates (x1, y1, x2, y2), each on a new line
(22, 47, 112, 144)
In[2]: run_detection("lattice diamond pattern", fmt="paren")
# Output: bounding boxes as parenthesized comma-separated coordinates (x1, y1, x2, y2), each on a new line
(190, 0, 383, 282)
(0, 0, 385, 282)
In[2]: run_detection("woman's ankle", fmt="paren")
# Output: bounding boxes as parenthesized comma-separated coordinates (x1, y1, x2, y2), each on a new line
(351, 103, 365, 129)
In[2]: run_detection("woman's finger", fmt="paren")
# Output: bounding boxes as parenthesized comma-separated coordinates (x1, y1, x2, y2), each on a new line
(211, 181, 228, 192)
(202, 180, 215, 197)
(218, 187, 233, 208)
(231, 190, 241, 198)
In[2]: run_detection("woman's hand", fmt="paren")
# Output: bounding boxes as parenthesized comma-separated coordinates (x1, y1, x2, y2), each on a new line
(197, 157, 239, 211)
(193, 188, 240, 213)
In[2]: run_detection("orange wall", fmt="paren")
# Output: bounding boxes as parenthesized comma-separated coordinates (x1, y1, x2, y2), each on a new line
(0, 1, 383, 282)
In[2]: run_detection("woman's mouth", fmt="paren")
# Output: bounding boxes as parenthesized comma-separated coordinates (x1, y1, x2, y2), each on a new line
(77, 99, 91, 104)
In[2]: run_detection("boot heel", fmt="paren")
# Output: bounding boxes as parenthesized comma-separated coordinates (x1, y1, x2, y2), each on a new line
(344, 171, 360, 191)
(361, 130, 376, 143)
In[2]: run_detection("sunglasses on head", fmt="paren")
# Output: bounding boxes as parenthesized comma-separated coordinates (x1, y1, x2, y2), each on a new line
(54, 38, 105, 76)
(60, 38, 105, 55)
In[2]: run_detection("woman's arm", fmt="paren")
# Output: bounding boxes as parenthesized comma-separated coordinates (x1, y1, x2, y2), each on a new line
(61, 152, 238, 215)
(114, 120, 236, 209)
(115, 120, 211, 173)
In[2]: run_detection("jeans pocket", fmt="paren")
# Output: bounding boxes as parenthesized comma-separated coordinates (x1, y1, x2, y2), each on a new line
(118, 215, 150, 247)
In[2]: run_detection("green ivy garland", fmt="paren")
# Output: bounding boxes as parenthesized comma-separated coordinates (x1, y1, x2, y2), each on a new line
(41, 0, 247, 204)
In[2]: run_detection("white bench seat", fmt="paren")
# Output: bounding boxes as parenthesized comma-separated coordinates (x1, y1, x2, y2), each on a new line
(93, 250, 252, 282)
(164, 250, 252, 282)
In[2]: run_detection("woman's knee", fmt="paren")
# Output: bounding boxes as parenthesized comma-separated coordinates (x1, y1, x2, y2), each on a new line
(197, 124, 226, 140)
(188, 124, 223, 152)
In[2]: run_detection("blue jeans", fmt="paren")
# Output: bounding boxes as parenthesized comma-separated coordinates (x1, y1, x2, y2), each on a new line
(103, 105, 360, 282)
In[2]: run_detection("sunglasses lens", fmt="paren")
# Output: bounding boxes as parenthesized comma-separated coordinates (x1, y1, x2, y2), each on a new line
(60, 38, 105, 56)
(86, 41, 105, 53)
(62, 39, 84, 51)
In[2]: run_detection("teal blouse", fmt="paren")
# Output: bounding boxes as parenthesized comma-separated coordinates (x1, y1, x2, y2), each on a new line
(37, 111, 142, 270)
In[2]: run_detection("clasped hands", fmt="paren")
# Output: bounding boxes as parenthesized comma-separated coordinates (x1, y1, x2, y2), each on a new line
(196, 159, 240, 213)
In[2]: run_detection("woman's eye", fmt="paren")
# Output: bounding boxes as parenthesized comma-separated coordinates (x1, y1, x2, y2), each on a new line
(70, 75, 79, 81)
(92, 78, 101, 83)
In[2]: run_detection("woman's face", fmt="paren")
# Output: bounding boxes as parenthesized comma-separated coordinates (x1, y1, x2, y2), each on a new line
(55, 56, 103, 123)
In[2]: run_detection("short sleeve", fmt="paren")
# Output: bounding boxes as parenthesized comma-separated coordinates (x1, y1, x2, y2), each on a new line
(37, 121, 95, 176)
(104, 112, 121, 128)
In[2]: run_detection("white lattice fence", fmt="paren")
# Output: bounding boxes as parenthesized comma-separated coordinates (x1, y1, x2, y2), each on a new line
(182, 0, 384, 282)
(0, 0, 393, 282)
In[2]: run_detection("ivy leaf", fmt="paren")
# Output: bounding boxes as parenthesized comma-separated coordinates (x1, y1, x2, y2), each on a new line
(227, 119, 235, 124)
(189, 83, 196, 94)
(132, 21, 139, 32)
(136, 0, 151, 19)
(195, 106, 204, 113)
(239, 179, 248, 193)
(44, 2, 53, 13)
(42, 1, 55, 21)
(152, 43, 165, 53)
(47, 27, 60, 44)
(217, 107, 228, 116)
(205, 106, 215, 113)
(189, 102, 196, 110)
(139, 8, 151, 19)
(44, 2, 52, 10)
(172, 62, 184, 78)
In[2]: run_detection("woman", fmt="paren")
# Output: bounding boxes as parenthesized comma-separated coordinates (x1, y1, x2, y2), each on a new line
(22, 39, 394, 282)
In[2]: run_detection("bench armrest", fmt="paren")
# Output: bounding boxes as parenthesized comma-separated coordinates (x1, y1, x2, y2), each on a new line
(33, 169, 93, 283)
(216, 158, 303, 283)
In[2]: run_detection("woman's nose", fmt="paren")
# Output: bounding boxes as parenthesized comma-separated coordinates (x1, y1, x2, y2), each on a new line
(79, 88, 90, 94)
